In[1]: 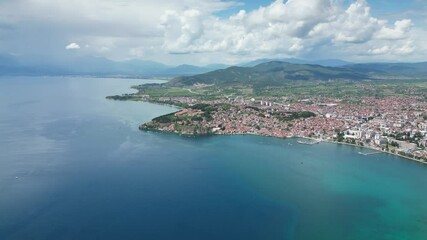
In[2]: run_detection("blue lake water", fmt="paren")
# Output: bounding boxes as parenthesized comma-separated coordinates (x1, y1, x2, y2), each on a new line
(0, 76, 426, 240)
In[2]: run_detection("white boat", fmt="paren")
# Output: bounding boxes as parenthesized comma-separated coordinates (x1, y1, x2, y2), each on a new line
(297, 139, 321, 145)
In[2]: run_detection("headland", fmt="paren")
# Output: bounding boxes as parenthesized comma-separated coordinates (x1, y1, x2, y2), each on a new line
(107, 61, 427, 164)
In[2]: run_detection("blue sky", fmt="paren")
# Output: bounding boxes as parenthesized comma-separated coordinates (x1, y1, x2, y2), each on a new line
(368, 0, 427, 23)
(219, 0, 423, 19)
(0, 0, 426, 65)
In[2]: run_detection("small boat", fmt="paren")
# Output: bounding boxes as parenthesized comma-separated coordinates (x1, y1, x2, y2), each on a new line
(297, 140, 321, 145)
(358, 151, 381, 156)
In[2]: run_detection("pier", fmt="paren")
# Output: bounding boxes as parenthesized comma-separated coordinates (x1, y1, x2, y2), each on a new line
(358, 151, 382, 156)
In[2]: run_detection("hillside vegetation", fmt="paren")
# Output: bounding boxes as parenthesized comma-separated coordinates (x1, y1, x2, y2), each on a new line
(118, 61, 427, 101)
(168, 61, 369, 87)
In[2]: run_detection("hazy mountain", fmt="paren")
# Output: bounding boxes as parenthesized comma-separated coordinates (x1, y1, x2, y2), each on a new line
(242, 58, 352, 67)
(0, 54, 17, 66)
(205, 63, 230, 69)
(0, 54, 68, 75)
(2, 54, 426, 78)
(0, 54, 228, 76)
(158, 64, 230, 76)
(158, 64, 211, 76)
(115, 59, 170, 74)
(312, 59, 353, 67)
(242, 58, 306, 67)
(44, 56, 171, 75)
(345, 62, 427, 76)
(0, 54, 134, 75)
(169, 61, 368, 87)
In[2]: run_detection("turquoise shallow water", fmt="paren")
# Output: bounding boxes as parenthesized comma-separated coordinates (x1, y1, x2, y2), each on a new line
(0, 77, 426, 240)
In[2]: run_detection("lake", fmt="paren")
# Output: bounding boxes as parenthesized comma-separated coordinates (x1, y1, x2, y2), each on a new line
(0, 76, 426, 240)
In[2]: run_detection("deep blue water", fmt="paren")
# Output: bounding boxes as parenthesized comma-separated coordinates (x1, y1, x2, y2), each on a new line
(1, 76, 427, 240)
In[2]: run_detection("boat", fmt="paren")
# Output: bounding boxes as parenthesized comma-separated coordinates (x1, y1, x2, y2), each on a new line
(297, 139, 321, 145)
(358, 151, 381, 156)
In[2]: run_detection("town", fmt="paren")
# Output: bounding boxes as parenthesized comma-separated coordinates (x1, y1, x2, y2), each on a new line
(140, 95, 427, 163)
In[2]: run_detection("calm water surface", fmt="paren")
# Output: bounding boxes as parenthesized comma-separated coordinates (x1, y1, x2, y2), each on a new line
(0, 76, 426, 240)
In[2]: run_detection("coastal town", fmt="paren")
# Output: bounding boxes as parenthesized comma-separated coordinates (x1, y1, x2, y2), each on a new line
(139, 95, 427, 163)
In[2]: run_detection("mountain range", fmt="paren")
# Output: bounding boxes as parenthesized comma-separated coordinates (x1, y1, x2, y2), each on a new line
(1, 53, 427, 79)
(0, 54, 227, 76)
(169, 61, 368, 87)
(169, 60, 427, 87)
(344, 62, 427, 76)
(241, 58, 352, 67)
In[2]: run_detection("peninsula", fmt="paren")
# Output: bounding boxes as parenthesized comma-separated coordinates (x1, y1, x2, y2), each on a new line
(107, 61, 427, 163)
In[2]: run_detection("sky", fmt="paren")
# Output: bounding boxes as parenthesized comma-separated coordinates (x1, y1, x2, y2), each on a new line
(1, 0, 427, 65)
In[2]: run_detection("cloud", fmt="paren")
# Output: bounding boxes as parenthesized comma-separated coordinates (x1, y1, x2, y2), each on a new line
(161, 0, 419, 61)
(393, 41, 415, 55)
(161, 9, 205, 53)
(65, 43, 80, 50)
(375, 19, 413, 40)
(0, 0, 425, 64)
(368, 46, 390, 55)
(0, 0, 241, 62)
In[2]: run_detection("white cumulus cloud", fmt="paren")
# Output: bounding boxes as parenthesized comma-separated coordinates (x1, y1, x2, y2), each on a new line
(65, 43, 80, 50)
(161, 0, 418, 61)
(0, 0, 425, 64)
(368, 46, 390, 55)
(375, 19, 413, 40)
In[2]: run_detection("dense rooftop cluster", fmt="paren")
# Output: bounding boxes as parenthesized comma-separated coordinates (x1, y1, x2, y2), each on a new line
(140, 95, 427, 162)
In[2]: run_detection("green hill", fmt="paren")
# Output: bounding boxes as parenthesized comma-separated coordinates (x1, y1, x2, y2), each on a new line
(168, 61, 368, 87)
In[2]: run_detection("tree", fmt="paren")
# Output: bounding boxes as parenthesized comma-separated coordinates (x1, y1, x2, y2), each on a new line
(336, 132, 345, 142)
(414, 132, 423, 139)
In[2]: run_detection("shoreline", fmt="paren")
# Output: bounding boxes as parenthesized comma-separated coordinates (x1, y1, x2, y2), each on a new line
(328, 140, 427, 165)
(140, 127, 427, 166)
(319, 138, 427, 165)
(122, 95, 427, 166)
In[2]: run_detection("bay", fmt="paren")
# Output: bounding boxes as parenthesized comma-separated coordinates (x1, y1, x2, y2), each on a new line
(0, 76, 426, 240)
